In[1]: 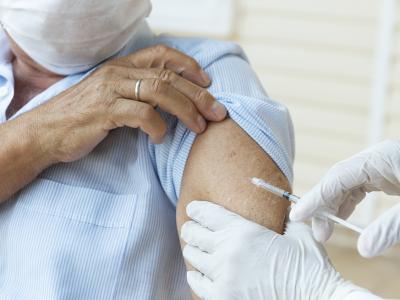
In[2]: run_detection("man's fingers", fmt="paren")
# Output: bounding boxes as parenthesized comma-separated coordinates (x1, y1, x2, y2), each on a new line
(141, 78, 207, 133)
(158, 45, 211, 87)
(164, 70, 226, 121)
(183, 245, 214, 278)
(186, 201, 241, 231)
(187, 271, 213, 300)
(119, 44, 211, 87)
(164, 56, 211, 88)
(114, 69, 226, 122)
(115, 78, 207, 134)
(181, 221, 216, 253)
(358, 203, 400, 258)
(111, 99, 167, 144)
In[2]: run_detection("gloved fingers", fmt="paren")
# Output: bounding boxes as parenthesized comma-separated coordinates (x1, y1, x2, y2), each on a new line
(290, 159, 370, 223)
(312, 216, 334, 243)
(330, 281, 379, 300)
(186, 201, 242, 231)
(181, 221, 216, 253)
(183, 245, 215, 278)
(292, 140, 400, 223)
(187, 271, 212, 300)
(284, 222, 331, 257)
(284, 221, 313, 235)
(336, 203, 355, 221)
(289, 187, 325, 222)
(284, 221, 317, 244)
(290, 183, 345, 222)
(357, 203, 400, 258)
(336, 189, 365, 220)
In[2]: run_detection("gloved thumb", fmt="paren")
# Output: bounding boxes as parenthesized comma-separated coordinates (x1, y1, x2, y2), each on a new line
(289, 193, 319, 222)
(357, 203, 400, 258)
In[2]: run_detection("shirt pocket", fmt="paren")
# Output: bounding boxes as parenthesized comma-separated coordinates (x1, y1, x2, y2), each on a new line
(2, 178, 137, 300)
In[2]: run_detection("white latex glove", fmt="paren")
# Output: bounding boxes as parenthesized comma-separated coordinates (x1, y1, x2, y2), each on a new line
(290, 139, 400, 257)
(181, 201, 380, 300)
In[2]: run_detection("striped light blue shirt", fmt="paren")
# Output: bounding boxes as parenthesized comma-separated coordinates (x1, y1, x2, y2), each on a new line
(0, 23, 294, 299)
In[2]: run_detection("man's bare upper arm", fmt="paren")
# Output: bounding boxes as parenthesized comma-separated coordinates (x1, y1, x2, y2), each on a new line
(177, 118, 291, 237)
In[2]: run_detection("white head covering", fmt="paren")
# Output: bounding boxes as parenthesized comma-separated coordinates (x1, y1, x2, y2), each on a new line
(0, 0, 152, 75)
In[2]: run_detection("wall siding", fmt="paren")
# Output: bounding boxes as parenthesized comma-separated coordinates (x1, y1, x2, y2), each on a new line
(148, 0, 400, 225)
(234, 0, 399, 219)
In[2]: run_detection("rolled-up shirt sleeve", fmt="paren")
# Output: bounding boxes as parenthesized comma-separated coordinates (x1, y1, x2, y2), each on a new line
(149, 39, 295, 206)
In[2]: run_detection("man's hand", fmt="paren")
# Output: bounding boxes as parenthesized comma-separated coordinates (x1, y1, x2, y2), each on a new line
(0, 44, 227, 202)
(31, 44, 227, 163)
(181, 201, 379, 300)
(290, 140, 400, 257)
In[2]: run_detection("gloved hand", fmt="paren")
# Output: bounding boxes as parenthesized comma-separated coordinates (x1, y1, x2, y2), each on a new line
(181, 201, 379, 300)
(289, 139, 400, 257)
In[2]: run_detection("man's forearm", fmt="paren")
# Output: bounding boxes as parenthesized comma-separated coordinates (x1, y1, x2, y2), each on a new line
(0, 114, 54, 202)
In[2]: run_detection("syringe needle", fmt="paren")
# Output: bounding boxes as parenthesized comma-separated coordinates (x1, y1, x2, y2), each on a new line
(251, 177, 363, 234)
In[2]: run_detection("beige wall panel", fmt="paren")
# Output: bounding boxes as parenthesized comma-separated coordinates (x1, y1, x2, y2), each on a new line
(386, 120, 400, 138)
(257, 72, 371, 111)
(293, 160, 332, 192)
(236, 15, 377, 51)
(241, 42, 373, 81)
(379, 76, 398, 139)
(295, 131, 366, 164)
(376, 195, 399, 216)
(391, 59, 400, 86)
(386, 89, 400, 121)
(385, 115, 400, 138)
(397, 0, 400, 18)
(386, 99, 400, 116)
(394, 34, 400, 57)
(382, 46, 398, 139)
(156, 0, 399, 229)
(288, 103, 368, 138)
(239, 0, 380, 20)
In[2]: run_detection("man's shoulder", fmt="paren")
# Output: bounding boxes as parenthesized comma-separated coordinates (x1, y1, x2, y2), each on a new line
(153, 35, 248, 68)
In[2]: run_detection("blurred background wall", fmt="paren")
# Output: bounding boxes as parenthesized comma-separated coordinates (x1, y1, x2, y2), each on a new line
(148, 0, 400, 296)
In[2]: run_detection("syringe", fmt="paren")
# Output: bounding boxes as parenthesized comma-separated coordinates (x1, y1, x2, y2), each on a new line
(251, 177, 363, 234)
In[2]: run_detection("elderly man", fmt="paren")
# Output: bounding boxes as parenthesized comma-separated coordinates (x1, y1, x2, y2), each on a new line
(0, 1, 294, 299)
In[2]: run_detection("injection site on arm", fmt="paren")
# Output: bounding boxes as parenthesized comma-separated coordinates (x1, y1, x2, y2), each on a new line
(252, 177, 363, 234)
